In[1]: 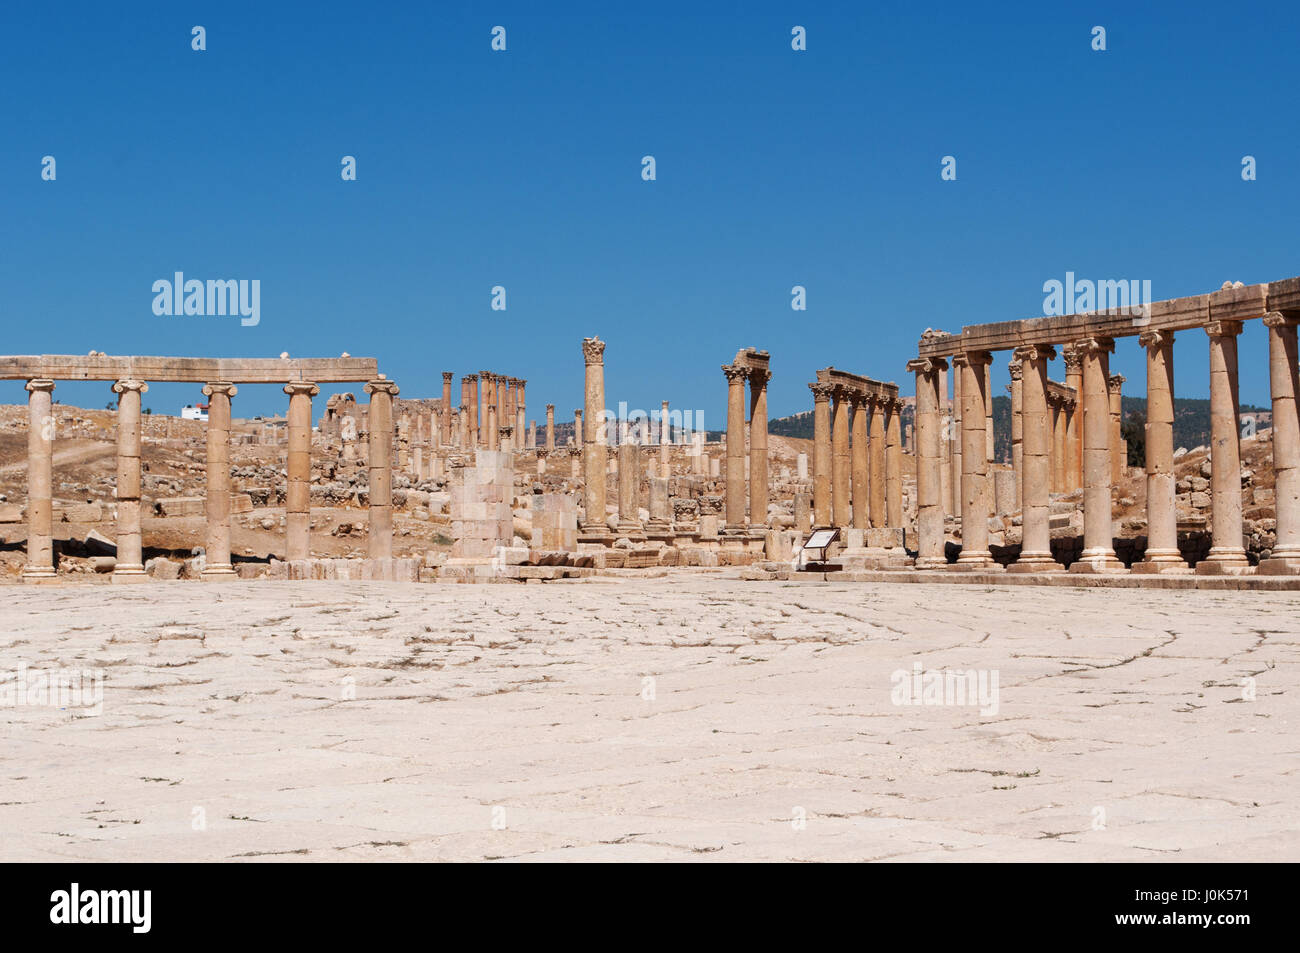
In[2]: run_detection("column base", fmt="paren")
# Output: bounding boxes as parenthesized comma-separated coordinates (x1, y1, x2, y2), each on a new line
(1131, 551, 1191, 574)
(1068, 551, 1127, 573)
(949, 553, 1001, 571)
(1007, 554, 1064, 573)
(200, 566, 239, 582)
(1257, 555, 1300, 575)
(112, 566, 149, 584)
(914, 555, 949, 570)
(1196, 551, 1252, 575)
(21, 566, 58, 585)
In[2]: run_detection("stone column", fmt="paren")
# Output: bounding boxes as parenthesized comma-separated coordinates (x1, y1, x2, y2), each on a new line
(1201, 320, 1249, 570)
(1262, 312, 1300, 571)
(528, 420, 536, 449)
(199, 381, 238, 580)
(748, 369, 769, 527)
(831, 386, 852, 528)
(573, 409, 582, 448)
(441, 372, 454, 446)
(516, 379, 526, 438)
(581, 338, 608, 535)
(908, 358, 947, 568)
(1063, 345, 1084, 491)
(1108, 374, 1126, 482)
(1135, 330, 1184, 572)
(810, 382, 833, 526)
(365, 377, 399, 559)
(955, 352, 993, 567)
(1008, 358, 1024, 511)
(659, 400, 671, 478)
(869, 395, 887, 528)
(723, 363, 748, 531)
(951, 362, 963, 517)
(485, 375, 498, 450)
(850, 393, 869, 529)
(546, 404, 556, 450)
(939, 364, 952, 516)
(283, 382, 319, 561)
(984, 360, 995, 464)
(1074, 338, 1123, 570)
(1010, 346, 1060, 571)
(1051, 395, 1066, 493)
(885, 397, 903, 528)
(615, 442, 643, 535)
(111, 379, 148, 582)
(499, 425, 514, 453)
(22, 379, 56, 582)
(468, 374, 480, 447)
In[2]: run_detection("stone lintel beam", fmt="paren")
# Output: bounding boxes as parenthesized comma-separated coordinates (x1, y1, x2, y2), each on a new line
(0, 355, 379, 383)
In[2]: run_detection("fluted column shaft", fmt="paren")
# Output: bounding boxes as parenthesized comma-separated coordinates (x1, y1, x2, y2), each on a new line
(22, 380, 56, 582)
(200, 382, 237, 579)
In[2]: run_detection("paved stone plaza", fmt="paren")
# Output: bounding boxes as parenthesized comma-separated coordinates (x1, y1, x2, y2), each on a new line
(2, 574, 1294, 862)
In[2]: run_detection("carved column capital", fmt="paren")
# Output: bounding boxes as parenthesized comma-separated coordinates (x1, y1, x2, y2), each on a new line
(25, 379, 55, 393)
(582, 336, 606, 365)
(1205, 319, 1244, 339)
(808, 382, 834, 403)
(201, 381, 236, 398)
(112, 379, 149, 395)
(364, 378, 400, 398)
(1137, 329, 1173, 350)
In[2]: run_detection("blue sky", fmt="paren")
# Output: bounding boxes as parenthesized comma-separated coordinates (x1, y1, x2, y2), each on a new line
(3, 1, 1297, 424)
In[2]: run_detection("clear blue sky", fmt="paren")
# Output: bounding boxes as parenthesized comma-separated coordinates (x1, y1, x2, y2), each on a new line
(3, 1, 1298, 424)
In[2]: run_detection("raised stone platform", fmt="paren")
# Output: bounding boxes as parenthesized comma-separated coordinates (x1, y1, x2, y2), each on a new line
(744, 566, 1300, 589)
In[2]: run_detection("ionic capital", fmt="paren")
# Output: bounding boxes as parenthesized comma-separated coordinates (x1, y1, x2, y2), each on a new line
(283, 381, 320, 398)
(1012, 344, 1056, 365)
(201, 381, 236, 399)
(956, 349, 993, 368)
(25, 379, 55, 394)
(364, 377, 400, 398)
(1205, 319, 1243, 339)
(582, 336, 606, 365)
(1262, 310, 1300, 329)
(906, 357, 948, 376)
(1076, 337, 1115, 357)
(1137, 329, 1173, 350)
(112, 379, 149, 395)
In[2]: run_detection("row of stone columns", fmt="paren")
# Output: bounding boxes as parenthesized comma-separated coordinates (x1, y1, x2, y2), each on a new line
(807, 383, 903, 531)
(21, 376, 398, 583)
(912, 312, 1300, 574)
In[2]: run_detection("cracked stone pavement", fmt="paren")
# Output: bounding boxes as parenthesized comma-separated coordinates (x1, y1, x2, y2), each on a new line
(1, 571, 1296, 862)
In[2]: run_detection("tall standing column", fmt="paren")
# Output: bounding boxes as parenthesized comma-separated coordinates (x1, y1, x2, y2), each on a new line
(951, 362, 963, 516)
(546, 403, 556, 450)
(1262, 312, 1300, 571)
(723, 363, 748, 531)
(1135, 330, 1184, 572)
(984, 360, 995, 464)
(850, 394, 869, 529)
(659, 400, 671, 478)
(908, 358, 947, 567)
(869, 395, 887, 528)
(1200, 320, 1249, 570)
(1073, 337, 1123, 571)
(441, 372, 454, 446)
(1008, 358, 1024, 511)
(955, 352, 993, 567)
(1051, 395, 1066, 493)
(516, 379, 526, 438)
(1010, 346, 1060, 570)
(111, 379, 149, 582)
(573, 409, 582, 448)
(200, 382, 237, 581)
(581, 338, 608, 535)
(22, 379, 56, 582)
(810, 383, 833, 527)
(365, 377, 398, 559)
(1063, 345, 1084, 491)
(939, 363, 952, 516)
(885, 397, 902, 528)
(831, 386, 852, 528)
(748, 369, 769, 527)
(468, 374, 480, 447)
(1108, 374, 1126, 482)
(485, 375, 498, 450)
(284, 382, 319, 561)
